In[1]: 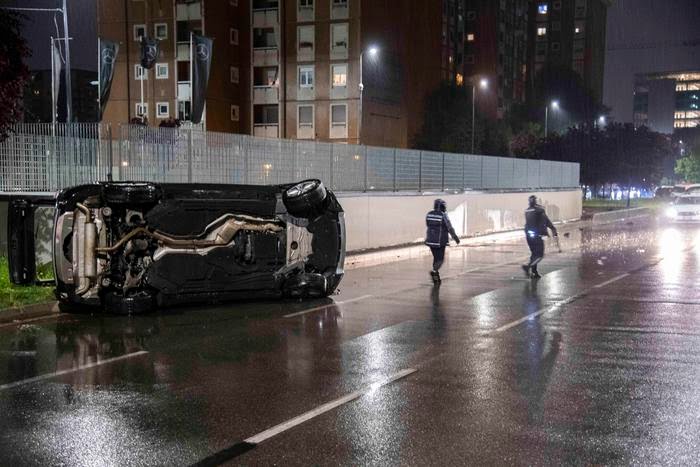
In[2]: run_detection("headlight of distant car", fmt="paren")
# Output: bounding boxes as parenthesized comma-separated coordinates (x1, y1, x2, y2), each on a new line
(666, 207, 677, 218)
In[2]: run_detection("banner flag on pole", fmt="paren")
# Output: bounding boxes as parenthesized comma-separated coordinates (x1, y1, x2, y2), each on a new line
(191, 34, 213, 124)
(98, 38, 119, 120)
(140, 36, 159, 70)
(52, 39, 62, 123)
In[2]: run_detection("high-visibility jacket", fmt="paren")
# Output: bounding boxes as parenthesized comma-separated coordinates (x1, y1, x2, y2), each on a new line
(425, 210, 457, 247)
(524, 204, 557, 238)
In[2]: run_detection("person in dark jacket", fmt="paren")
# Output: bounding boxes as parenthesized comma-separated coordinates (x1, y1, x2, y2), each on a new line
(522, 195, 558, 279)
(425, 199, 460, 283)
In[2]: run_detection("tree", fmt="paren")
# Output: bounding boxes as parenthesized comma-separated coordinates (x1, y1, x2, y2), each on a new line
(413, 82, 483, 153)
(0, 10, 30, 140)
(675, 147, 700, 183)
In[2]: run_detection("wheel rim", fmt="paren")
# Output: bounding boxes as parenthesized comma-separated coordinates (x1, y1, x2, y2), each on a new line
(287, 180, 317, 198)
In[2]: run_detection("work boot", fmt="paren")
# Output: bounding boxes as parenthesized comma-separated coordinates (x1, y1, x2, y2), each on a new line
(531, 270, 542, 279)
(430, 270, 438, 283)
(521, 265, 530, 277)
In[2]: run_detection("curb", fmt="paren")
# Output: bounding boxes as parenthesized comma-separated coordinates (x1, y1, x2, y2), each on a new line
(591, 207, 651, 225)
(0, 301, 60, 325)
(345, 218, 589, 270)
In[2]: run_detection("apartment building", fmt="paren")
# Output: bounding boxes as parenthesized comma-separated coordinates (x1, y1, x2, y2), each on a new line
(633, 71, 700, 133)
(97, 0, 247, 132)
(528, 0, 611, 103)
(463, 0, 530, 118)
(97, 0, 464, 147)
(249, 0, 459, 147)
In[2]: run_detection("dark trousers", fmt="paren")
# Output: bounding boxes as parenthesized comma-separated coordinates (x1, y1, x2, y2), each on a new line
(430, 246, 446, 271)
(526, 235, 545, 272)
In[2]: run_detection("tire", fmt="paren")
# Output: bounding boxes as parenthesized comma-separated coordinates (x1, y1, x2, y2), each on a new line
(104, 290, 155, 315)
(282, 179, 327, 218)
(283, 273, 328, 298)
(103, 183, 160, 205)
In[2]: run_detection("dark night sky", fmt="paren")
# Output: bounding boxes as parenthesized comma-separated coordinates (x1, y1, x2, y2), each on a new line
(3, 0, 97, 71)
(604, 0, 700, 123)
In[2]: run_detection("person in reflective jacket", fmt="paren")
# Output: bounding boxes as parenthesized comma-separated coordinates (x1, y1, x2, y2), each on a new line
(425, 199, 460, 283)
(522, 195, 558, 279)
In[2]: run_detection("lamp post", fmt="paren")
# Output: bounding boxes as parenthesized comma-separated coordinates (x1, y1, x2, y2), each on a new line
(545, 100, 559, 138)
(471, 78, 488, 154)
(358, 46, 378, 144)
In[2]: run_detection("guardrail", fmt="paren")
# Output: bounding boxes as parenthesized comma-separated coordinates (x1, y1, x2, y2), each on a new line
(0, 123, 580, 193)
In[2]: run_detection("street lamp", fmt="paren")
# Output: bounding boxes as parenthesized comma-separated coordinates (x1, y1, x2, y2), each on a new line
(359, 46, 379, 145)
(471, 78, 488, 154)
(545, 100, 559, 137)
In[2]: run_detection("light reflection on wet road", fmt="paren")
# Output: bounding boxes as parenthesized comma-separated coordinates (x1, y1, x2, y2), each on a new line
(3, 218, 700, 465)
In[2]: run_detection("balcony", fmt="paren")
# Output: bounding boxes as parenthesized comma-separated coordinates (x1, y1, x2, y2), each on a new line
(177, 82, 191, 100)
(253, 124, 279, 138)
(253, 8, 278, 28)
(253, 86, 279, 104)
(253, 48, 279, 66)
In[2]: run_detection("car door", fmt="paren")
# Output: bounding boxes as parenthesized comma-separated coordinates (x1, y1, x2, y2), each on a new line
(5, 195, 56, 285)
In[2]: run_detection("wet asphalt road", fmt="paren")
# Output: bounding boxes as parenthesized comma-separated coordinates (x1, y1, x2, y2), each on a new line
(3, 217, 700, 465)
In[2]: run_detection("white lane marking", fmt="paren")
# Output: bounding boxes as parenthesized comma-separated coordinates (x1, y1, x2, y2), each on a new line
(0, 350, 149, 391)
(282, 295, 374, 319)
(593, 273, 630, 288)
(244, 368, 417, 445)
(493, 271, 633, 334)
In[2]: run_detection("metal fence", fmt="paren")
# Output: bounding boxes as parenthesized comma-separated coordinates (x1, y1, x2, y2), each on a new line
(0, 123, 580, 192)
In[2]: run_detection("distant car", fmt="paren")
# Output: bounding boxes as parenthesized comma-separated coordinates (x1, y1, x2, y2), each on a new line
(8, 180, 345, 314)
(683, 184, 700, 195)
(654, 186, 674, 198)
(665, 194, 700, 222)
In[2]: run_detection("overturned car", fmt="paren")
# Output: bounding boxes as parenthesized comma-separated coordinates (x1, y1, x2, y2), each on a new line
(8, 180, 345, 314)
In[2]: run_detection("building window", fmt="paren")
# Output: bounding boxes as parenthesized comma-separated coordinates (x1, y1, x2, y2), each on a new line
(136, 103, 148, 118)
(254, 105, 279, 124)
(465, 54, 475, 64)
(254, 66, 278, 86)
(331, 23, 348, 53)
(332, 63, 347, 87)
(155, 63, 169, 79)
(552, 21, 561, 31)
(330, 103, 347, 127)
(299, 65, 314, 88)
(230, 28, 239, 45)
(253, 28, 277, 48)
(231, 105, 240, 121)
(156, 102, 170, 118)
(332, 0, 347, 4)
(538, 3, 548, 14)
(553, 1, 561, 9)
(298, 25, 314, 53)
(300, 0, 313, 7)
(298, 105, 313, 128)
(537, 27, 547, 36)
(155, 23, 168, 40)
(230, 66, 240, 84)
(551, 42, 561, 51)
(575, 21, 585, 35)
(134, 24, 146, 41)
(230, 0, 238, 5)
(466, 11, 476, 20)
(467, 33, 475, 42)
(135, 64, 147, 80)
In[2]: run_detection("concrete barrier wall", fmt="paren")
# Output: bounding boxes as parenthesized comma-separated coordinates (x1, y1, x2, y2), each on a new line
(591, 207, 650, 225)
(340, 189, 582, 251)
(0, 189, 582, 256)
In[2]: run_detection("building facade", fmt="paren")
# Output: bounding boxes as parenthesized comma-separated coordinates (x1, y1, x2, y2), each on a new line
(97, 0, 247, 133)
(527, 0, 611, 103)
(633, 71, 700, 134)
(463, 0, 530, 118)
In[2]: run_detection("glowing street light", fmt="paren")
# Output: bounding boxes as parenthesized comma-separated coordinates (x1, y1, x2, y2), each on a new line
(545, 100, 560, 137)
(359, 45, 380, 144)
(471, 77, 489, 153)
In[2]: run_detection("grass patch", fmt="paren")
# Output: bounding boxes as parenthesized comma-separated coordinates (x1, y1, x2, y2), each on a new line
(0, 257, 55, 310)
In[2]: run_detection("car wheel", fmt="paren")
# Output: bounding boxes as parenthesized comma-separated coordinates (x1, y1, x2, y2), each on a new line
(103, 183, 160, 205)
(283, 273, 328, 298)
(282, 179, 327, 218)
(104, 290, 155, 315)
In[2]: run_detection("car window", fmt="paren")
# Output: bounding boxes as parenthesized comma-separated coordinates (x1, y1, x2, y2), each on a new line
(34, 206, 55, 281)
(675, 197, 700, 205)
